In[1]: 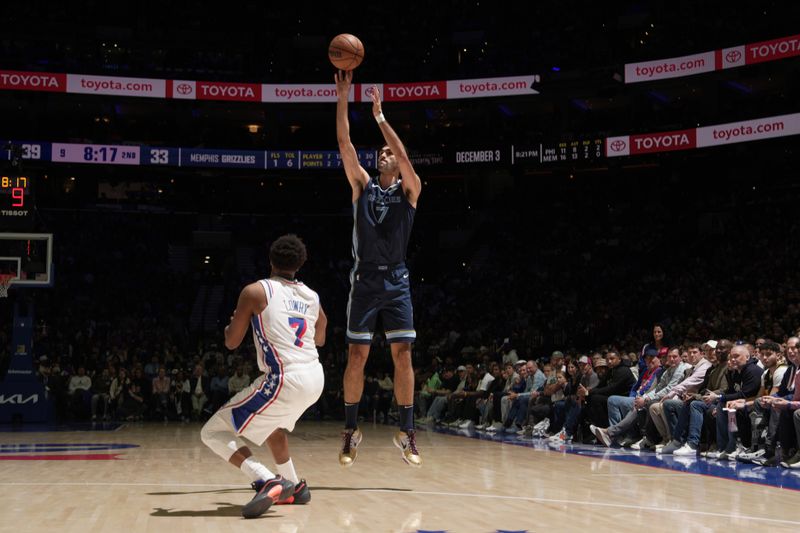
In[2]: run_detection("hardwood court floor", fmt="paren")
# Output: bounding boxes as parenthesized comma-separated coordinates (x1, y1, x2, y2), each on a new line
(0, 421, 798, 533)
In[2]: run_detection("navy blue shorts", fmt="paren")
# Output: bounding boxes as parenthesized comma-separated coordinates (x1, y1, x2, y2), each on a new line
(346, 264, 416, 345)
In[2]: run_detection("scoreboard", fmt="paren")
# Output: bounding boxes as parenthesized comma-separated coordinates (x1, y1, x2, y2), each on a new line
(1, 139, 604, 171)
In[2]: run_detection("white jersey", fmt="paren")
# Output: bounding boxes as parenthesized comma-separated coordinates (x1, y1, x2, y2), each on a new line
(251, 277, 321, 374)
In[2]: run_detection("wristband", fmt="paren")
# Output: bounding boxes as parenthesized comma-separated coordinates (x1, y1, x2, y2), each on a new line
(375, 112, 386, 124)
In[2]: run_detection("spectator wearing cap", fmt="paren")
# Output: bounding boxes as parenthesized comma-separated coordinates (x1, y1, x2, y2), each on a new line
(442, 365, 476, 425)
(582, 352, 635, 431)
(551, 351, 565, 373)
(651, 342, 711, 447)
(578, 355, 599, 390)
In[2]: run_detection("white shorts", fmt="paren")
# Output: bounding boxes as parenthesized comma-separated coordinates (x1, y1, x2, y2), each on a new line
(210, 361, 324, 446)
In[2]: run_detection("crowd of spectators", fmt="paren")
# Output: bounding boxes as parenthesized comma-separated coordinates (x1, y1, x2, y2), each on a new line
(0, 147, 798, 477)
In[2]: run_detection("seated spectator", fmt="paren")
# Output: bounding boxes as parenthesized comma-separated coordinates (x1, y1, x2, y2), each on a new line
(416, 362, 442, 418)
(208, 364, 229, 412)
(227, 364, 251, 396)
(419, 366, 460, 424)
(477, 362, 516, 430)
(170, 369, 191, 422)
(734, 340, 789, 462)
(749, 336, 798, 466)
(189, 364, 210, 420)
(444, 364, 480, 427)
(549, 360, 580, 441)
(583, 351, 635, 432)
(607, 348, 662, 427)
(476, 363, 504, 428)
(712, 343, 764, 460)
(649, 342, 710, 448)
(68, 366, 92, 419)
(91, 368, 112, 421)
(592, 349, 663, 447)
(376, 371, 394, 424)
(117, 380, 146, 421)
(152, 367, 171, 420)
(655, 342, 728, 455)
(109, 367, 130, 419)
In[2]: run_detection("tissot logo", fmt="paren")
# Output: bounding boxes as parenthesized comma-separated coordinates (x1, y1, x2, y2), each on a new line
(725, 50, 742, 63)
(610, 139, 627, 152)
(0, 393, 38, 405)
(176, 83, 193, 95)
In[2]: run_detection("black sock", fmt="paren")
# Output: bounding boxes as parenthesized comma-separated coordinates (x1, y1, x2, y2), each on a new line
(399, 405, 414, 433)
(344, 402, 359, 430)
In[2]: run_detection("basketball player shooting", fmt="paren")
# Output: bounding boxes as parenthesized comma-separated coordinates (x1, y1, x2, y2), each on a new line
(200, 234, 327, 518)
(335, 70, 423, 467)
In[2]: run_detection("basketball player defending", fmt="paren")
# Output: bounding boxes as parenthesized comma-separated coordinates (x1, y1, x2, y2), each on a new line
(335, 70, 422, 467)
(200, 234, 327, 518)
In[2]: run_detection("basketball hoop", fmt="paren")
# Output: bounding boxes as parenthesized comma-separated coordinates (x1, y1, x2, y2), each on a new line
(0, 274, 16, 298)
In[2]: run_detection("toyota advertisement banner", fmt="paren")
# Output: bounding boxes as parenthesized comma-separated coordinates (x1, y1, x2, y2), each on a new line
(625, 33, 800, 83)
(0, 69, 539, 103)
(606, 112, 800, 157)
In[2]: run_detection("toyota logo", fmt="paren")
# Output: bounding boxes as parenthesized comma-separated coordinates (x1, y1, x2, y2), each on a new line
(610, 139, 627, 152)
(176, 83, 193, 95)
(725, 50, 742, 64)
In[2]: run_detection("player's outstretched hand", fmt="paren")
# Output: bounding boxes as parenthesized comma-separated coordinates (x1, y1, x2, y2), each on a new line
(335, 70, 352, 99)
(369, 84, 382, 117)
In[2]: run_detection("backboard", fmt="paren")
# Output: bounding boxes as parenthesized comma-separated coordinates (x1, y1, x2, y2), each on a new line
(0, 233, 53, 289)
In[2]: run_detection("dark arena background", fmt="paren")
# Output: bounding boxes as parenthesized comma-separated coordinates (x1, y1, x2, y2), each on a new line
(1, 2, 800, 532)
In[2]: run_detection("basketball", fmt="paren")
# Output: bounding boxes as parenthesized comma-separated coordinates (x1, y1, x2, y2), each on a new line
(328, 33, 364, 71)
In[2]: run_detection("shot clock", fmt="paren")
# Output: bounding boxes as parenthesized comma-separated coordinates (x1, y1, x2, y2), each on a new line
(0, 174, 35, 229)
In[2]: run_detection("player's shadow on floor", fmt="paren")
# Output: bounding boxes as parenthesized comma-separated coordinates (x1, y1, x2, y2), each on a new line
(147, 485, 411, 496)
(151, 504, 246, 518)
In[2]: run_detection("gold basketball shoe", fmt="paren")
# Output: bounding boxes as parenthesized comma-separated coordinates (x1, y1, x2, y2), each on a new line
(339, 428, 362, 467)
(393, 430, 422, 467)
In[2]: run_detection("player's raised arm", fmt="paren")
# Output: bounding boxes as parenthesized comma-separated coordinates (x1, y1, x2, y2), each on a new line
(314, 306, 328, 347)
(224, 282, 266, 350)
(370, 85, 422, 208)
(336, 70, 370, 202)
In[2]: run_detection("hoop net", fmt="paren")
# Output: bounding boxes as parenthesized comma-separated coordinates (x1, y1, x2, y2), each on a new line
(0, 274, 15, 298)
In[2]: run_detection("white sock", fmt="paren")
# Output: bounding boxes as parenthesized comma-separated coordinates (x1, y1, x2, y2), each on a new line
(240, 457, 274, 482)
(275, 458, 299, 484)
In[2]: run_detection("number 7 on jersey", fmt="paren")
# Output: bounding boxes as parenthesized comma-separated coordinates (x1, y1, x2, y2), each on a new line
(288, 317, 307, 347)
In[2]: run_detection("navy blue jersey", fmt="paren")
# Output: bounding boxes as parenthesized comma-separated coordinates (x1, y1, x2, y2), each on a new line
(352, 176, 415, 266)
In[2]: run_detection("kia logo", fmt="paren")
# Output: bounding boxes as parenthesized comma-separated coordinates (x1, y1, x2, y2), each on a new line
(725, 50, 742, 64)
(610, 140, 627, 152)
(176, 83, 193, 95)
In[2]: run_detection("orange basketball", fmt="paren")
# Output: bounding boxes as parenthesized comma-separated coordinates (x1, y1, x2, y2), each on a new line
(328, 33, 364, 71)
